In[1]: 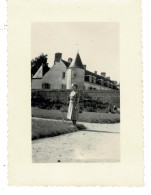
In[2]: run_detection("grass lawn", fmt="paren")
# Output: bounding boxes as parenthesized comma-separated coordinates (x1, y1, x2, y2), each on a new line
(32, 118, 86, 140)
(32, 107, 120, 123)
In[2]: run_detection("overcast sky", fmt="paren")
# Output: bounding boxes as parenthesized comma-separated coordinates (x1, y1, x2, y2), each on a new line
(31, 22, 119, 82)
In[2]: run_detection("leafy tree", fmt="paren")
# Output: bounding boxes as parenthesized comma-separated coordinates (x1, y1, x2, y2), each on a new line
(31, 53, 50, 77)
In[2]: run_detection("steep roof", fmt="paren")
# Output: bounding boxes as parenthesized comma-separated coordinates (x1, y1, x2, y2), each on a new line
(32, 64, 43, 78)
(68, 53, 84, 69)
(61, 59, 70, 68)
(32, 64, 50, 78)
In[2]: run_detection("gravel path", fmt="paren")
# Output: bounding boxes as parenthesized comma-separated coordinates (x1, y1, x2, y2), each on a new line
(32, 119, 120, 163)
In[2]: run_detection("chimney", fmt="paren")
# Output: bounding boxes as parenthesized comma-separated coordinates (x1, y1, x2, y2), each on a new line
(94, 71, 97, 74)
(106, 77, 110, 80)
(68, 58, 72, 64)
(55, 52, 62, 62)
(83, 64, 86, 69)
(101, 72, 106, 77)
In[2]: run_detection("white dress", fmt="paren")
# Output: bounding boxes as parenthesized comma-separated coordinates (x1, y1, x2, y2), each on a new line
(67, 91, 79, 120)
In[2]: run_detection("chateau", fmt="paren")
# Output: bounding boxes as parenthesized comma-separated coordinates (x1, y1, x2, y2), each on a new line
(31, 52, 119, 91)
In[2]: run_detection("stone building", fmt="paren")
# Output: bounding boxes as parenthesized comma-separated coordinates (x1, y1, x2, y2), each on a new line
(31, 52, 119, 91)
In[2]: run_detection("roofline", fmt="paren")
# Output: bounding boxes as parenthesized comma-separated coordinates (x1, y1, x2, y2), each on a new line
(85, 70, 116, 83)
(32, 78, 42, 79)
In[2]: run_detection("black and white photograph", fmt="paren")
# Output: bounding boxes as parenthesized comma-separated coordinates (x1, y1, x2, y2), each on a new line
(31, 22, 120, 163)
(6, 0, 144, 187)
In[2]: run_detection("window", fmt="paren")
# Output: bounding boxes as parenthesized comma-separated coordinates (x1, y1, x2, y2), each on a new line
(74, 73, 76, 78)
(62, 84, 66, 90)
(89, 76, 92, 82)
(62, 72, 65, 79)
(92, 76, 96, 84)
(42, 83, 50, 89)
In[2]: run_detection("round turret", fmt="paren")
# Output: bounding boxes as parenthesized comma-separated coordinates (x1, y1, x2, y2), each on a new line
(66, 53, 85, 90)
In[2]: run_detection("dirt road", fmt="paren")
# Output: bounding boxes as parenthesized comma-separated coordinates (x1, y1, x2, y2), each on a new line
(32, 121, 120, 163)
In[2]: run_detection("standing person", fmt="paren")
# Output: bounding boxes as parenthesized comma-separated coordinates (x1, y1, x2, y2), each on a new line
(67, 83, 80, 128)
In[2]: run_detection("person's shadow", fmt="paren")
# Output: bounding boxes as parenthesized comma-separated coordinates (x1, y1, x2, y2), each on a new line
(79, 129, 119, 134)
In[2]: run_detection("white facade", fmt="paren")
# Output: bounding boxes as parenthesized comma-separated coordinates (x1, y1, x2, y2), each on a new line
(31, 64, 43, 89)
(84, 81, 110, 90)
(42, 60, 67, 90)
(66, 68, 85, 90)
(31, 79, 42, 89)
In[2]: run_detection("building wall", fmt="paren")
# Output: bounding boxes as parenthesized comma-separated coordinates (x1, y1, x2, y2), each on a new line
(31, 79, 42, 89)
(84, 81, 100, 90)
(84, 81, 111, 90)
(66, 68, 85, 90)
(42, 61, 67, 89)
(66, 69, 72, 89)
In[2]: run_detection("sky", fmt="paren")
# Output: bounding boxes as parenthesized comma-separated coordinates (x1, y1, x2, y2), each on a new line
(31, 22, 119, 82)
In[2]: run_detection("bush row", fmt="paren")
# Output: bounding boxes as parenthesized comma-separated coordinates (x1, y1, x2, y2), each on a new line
(31, 92, 116, 113)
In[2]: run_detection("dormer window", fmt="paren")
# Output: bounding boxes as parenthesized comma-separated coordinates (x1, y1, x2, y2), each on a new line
(89, 75, 92, 82)
(92, 76, 96, 84)
(101, 79, 104, 85)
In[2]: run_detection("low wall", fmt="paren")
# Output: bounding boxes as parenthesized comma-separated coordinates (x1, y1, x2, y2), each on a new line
(87, 91, 120, 107)
(32, 89, 120, 108)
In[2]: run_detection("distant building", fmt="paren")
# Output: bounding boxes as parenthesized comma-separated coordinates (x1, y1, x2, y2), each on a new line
(31, 52, 119, 91)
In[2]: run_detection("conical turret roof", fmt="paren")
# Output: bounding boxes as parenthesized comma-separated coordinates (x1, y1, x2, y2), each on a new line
(68, 53, 84, 69)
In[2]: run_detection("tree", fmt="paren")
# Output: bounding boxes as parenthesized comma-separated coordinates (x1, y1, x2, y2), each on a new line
(31, 53, 50, 77)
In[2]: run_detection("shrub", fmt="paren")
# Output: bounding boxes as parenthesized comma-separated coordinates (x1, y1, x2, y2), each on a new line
(76, 124, 87, 130)
(31, 91, 118, 114)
